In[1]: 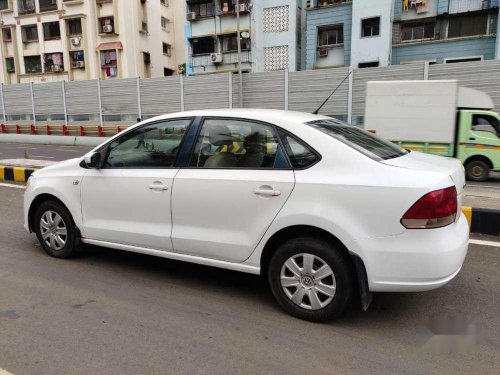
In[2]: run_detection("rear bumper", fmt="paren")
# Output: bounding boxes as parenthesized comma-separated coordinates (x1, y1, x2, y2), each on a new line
(359, 213, 469, 292)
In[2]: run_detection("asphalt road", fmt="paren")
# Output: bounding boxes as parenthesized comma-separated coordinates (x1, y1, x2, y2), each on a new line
(0, 186, 499, 375)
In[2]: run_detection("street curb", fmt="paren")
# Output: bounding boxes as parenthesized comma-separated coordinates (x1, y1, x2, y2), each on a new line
(0, 165, 36, 183)
(1, 166, 498, 237)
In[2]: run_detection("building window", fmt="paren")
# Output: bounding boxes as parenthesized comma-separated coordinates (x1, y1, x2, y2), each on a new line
(22, 25, 38, 42)
(0, 0, 10, 11)
(99, 17, 115, 34)
(190, 1, 215, 18)
(70, 50, 85, 68)
(264, 45, 289, 71)
(5, 57, 15, 73)
(100, 49, 118, 77)
(2, 28, 12, 42)
(448, 13, 488, 38)
(160, 0, 168, 7)
(263, 6, 289, 33)
(17, 0, 35, 15)
(318, 25, 344, 46)
(358, 61, 379, 68)
(401, 21, 435, 41)
(362, 17, 380, 37)
(44, 52, 64, 72)
(162, 42, 171, 56)
(220, 0, 250, 14)
(164, 67, 174, 76)
(444, 56, 483, 63)
(43, 21, 61, 40)
(24, 55, 42, 73)
(39, 0, 58, 12)
(221, 33, 250, 52)
(191, 37, 215, 55)
(67, 18, 82, 36)
(161, 16, 170, 31)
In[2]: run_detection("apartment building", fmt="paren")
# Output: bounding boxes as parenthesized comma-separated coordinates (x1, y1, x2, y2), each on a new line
(305, 0, 500, 69)
(184, 0, 303, 75)
(0, 0, 185, 84)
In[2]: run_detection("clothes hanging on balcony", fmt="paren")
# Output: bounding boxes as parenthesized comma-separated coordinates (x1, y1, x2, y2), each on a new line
(416, 0, 428, 14)
(403, 0, 409, 11)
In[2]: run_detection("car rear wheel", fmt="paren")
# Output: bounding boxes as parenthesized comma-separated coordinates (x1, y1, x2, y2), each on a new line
(34, 201, 81, 258)
(268, 237, 354, 322)
(465, 160, 490, 182)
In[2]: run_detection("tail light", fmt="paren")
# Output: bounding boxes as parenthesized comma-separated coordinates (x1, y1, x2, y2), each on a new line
(401, 186, 457, 229)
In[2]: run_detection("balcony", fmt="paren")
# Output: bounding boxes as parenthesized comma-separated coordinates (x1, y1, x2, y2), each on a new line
(189, 51, 251, 67)
(449, 0, 499, 14)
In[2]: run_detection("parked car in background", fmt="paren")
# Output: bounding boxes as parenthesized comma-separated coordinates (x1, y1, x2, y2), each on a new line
(364, 80, 500, 182)
(24, 109, 469, 322)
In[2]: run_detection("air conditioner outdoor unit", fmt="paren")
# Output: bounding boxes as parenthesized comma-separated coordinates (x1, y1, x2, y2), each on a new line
(186, 12, 197, 21)
(318, 48, 328, 57)
(210, 53, 223, 64)
(51, 65, 62, 72)
(70, 37, 81, 46)
(73, 61, 85, 68)
(239, 3, 248, 12)
(102, 25, 113, 33)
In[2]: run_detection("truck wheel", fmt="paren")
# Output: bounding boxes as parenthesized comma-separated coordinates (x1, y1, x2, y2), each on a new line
(465, 160, 489, 182)
(268, 237, 354, 322)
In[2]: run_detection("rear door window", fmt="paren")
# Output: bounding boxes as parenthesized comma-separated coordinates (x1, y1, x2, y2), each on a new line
(279, 130, 319, 169)
(305, 119, 408, 161)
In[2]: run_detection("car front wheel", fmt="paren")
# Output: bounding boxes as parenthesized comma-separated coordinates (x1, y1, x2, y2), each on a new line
(34, 201, 81, 258)
(268, 237, 354, 322)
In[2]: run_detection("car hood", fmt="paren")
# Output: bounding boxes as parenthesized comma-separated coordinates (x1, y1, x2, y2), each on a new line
(32, 157, 84, 177)
(381, 151, 466, 195)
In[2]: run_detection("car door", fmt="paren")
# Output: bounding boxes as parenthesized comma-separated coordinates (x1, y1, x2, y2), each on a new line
(467, 113, 500, 159)
(171, 117, 295, 262)
(80, 118, 192, 250)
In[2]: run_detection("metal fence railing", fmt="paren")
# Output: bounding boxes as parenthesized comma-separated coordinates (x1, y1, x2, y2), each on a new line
(1, 59, 500, 136)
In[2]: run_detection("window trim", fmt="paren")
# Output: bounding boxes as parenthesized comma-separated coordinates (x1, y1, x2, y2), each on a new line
(317, 24, 344, 48)
(90, 117, 195, 170)
(361, 16, 381, 38)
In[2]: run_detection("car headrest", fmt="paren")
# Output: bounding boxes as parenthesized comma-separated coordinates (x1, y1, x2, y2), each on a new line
(209, 125, 234, 146)
(244, 131, 265, 154)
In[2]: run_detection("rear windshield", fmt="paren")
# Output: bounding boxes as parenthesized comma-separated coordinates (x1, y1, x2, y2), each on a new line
(305, 119, 408, 161)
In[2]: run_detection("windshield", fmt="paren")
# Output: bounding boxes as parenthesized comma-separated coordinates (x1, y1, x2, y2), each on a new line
(305, 119, 408, 161)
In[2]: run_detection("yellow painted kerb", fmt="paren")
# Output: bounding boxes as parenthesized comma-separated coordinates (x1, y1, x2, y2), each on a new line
(13, 167, 25, 182)
(462, 206, 472, 228)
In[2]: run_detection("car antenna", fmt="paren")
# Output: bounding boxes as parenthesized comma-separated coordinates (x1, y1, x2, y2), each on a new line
(312, 69, 353, 115)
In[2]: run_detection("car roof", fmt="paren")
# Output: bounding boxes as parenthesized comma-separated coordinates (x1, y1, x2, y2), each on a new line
(146, 109, 331, 127)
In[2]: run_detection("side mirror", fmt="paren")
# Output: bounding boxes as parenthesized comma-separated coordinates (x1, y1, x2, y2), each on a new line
(84, 152, 103, 169)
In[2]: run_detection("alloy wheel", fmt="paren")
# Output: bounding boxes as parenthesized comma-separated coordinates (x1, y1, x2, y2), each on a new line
(40, 210, 67, 251)
(280, 253, 336, 310)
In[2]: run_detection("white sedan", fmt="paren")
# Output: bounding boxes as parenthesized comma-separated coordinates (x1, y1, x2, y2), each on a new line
(24, 109, 469, 322)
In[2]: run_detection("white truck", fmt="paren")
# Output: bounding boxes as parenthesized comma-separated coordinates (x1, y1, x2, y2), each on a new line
(364, 80, 500, 181)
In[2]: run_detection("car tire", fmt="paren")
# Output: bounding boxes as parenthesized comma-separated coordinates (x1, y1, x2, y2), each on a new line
(465, 160, 490, 182)
(268, 237, 354, 322)
(34, 200, 81, 259)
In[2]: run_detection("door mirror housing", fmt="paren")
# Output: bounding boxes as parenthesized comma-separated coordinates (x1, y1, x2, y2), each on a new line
(84, 151, 104, 169)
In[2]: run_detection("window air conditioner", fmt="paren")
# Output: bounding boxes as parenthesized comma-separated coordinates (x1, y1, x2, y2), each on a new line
(102, 25, 113, 33)
(186, 12, 197, 21)
(210, 53, 223, 64)
(70, 37, 81, 46)
(318, 48, 328, 57)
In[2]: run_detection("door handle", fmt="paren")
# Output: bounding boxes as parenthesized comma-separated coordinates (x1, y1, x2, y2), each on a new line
(254, 187, 281, 197)
(149, 183, 168, 191)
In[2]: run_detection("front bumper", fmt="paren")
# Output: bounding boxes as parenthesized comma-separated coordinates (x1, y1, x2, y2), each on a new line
(359, 212, 469, 292)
